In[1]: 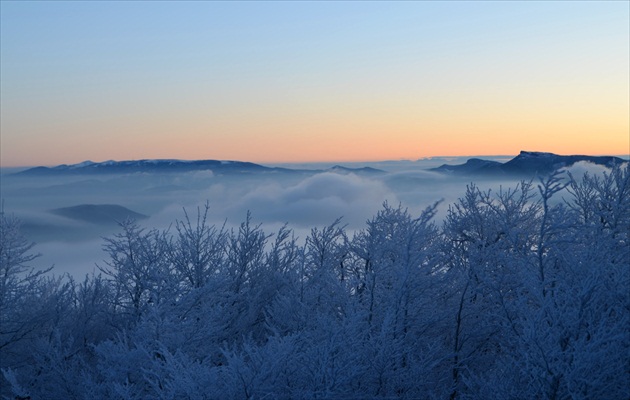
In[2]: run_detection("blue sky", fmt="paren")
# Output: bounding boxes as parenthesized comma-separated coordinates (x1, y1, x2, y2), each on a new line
(1, 1, 628, 166)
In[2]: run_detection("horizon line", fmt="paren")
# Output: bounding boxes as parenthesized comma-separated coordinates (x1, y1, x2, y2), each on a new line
(2, 151, 629, 169)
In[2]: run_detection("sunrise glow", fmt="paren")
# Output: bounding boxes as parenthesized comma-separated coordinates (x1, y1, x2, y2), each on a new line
(1, 1, 628, 167)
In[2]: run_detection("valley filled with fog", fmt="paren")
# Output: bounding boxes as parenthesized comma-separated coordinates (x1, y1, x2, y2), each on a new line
(1, 156, 628, 399)
(3, 157, 519, 277)
(2, 0, 627, 397)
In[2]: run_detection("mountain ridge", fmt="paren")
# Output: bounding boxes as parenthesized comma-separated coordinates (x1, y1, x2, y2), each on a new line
(16, 159, 278, 176)
(11, 152, 626, 178)
(431, 151, 626, 177)
(14, 159, 386, 176)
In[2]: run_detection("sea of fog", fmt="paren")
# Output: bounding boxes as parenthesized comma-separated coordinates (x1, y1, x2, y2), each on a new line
(0, 156, 612, 278)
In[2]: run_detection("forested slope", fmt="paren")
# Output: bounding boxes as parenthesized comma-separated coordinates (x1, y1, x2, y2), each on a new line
(1, 166, 629, 399)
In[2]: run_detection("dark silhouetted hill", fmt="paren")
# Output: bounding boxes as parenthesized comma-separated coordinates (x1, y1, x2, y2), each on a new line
(327, 165, 386, 175)
(431, 151, 625, 177)
(50, 204, 148, 225)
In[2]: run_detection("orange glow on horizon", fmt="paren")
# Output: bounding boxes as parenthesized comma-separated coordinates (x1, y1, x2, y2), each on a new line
(1, 2, 628, 168)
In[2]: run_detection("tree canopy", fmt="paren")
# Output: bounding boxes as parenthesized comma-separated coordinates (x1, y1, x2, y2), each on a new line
(1, 165, 629, 399)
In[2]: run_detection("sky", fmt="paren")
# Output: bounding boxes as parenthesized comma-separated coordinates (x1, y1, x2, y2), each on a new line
(1, 1, 629, 167)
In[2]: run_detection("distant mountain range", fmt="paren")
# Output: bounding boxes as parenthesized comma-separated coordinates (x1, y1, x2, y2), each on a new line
(17, 159, 278, 176)
(431, 151, 626, 177)
(12, 152, 626, 178)
(14, 159, 385, 176)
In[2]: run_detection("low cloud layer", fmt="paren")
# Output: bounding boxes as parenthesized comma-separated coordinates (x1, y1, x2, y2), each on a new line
(3, 158, 622, 278)
(561, 160, 627, 180)
(228, 172, 397, 228)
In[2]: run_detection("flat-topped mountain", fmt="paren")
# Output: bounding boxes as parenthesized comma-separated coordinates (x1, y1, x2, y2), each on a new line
(432, 151, 626, 177)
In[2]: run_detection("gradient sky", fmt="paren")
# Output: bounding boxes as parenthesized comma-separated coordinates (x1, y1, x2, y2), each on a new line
(1, 1, 628, 167)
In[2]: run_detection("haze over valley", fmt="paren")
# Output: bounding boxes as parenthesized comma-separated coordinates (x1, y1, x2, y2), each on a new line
(1, 151, 625, 277)
(1, 1, 628, 398)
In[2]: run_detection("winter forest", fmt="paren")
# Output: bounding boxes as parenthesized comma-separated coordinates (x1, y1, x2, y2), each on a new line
(1, 165, 629, 400)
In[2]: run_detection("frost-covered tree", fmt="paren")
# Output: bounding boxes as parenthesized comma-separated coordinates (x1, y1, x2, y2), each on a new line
(460, 168, 630, 399)
(441, 180, 545, 398)
(99, 219, 173, 325)
(502, 168, 630, 399)
(0, 213, 76, 399)
(0, 213, 52, 365)
(169, 202, 228, 291)
(2, 168, 629, 399)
